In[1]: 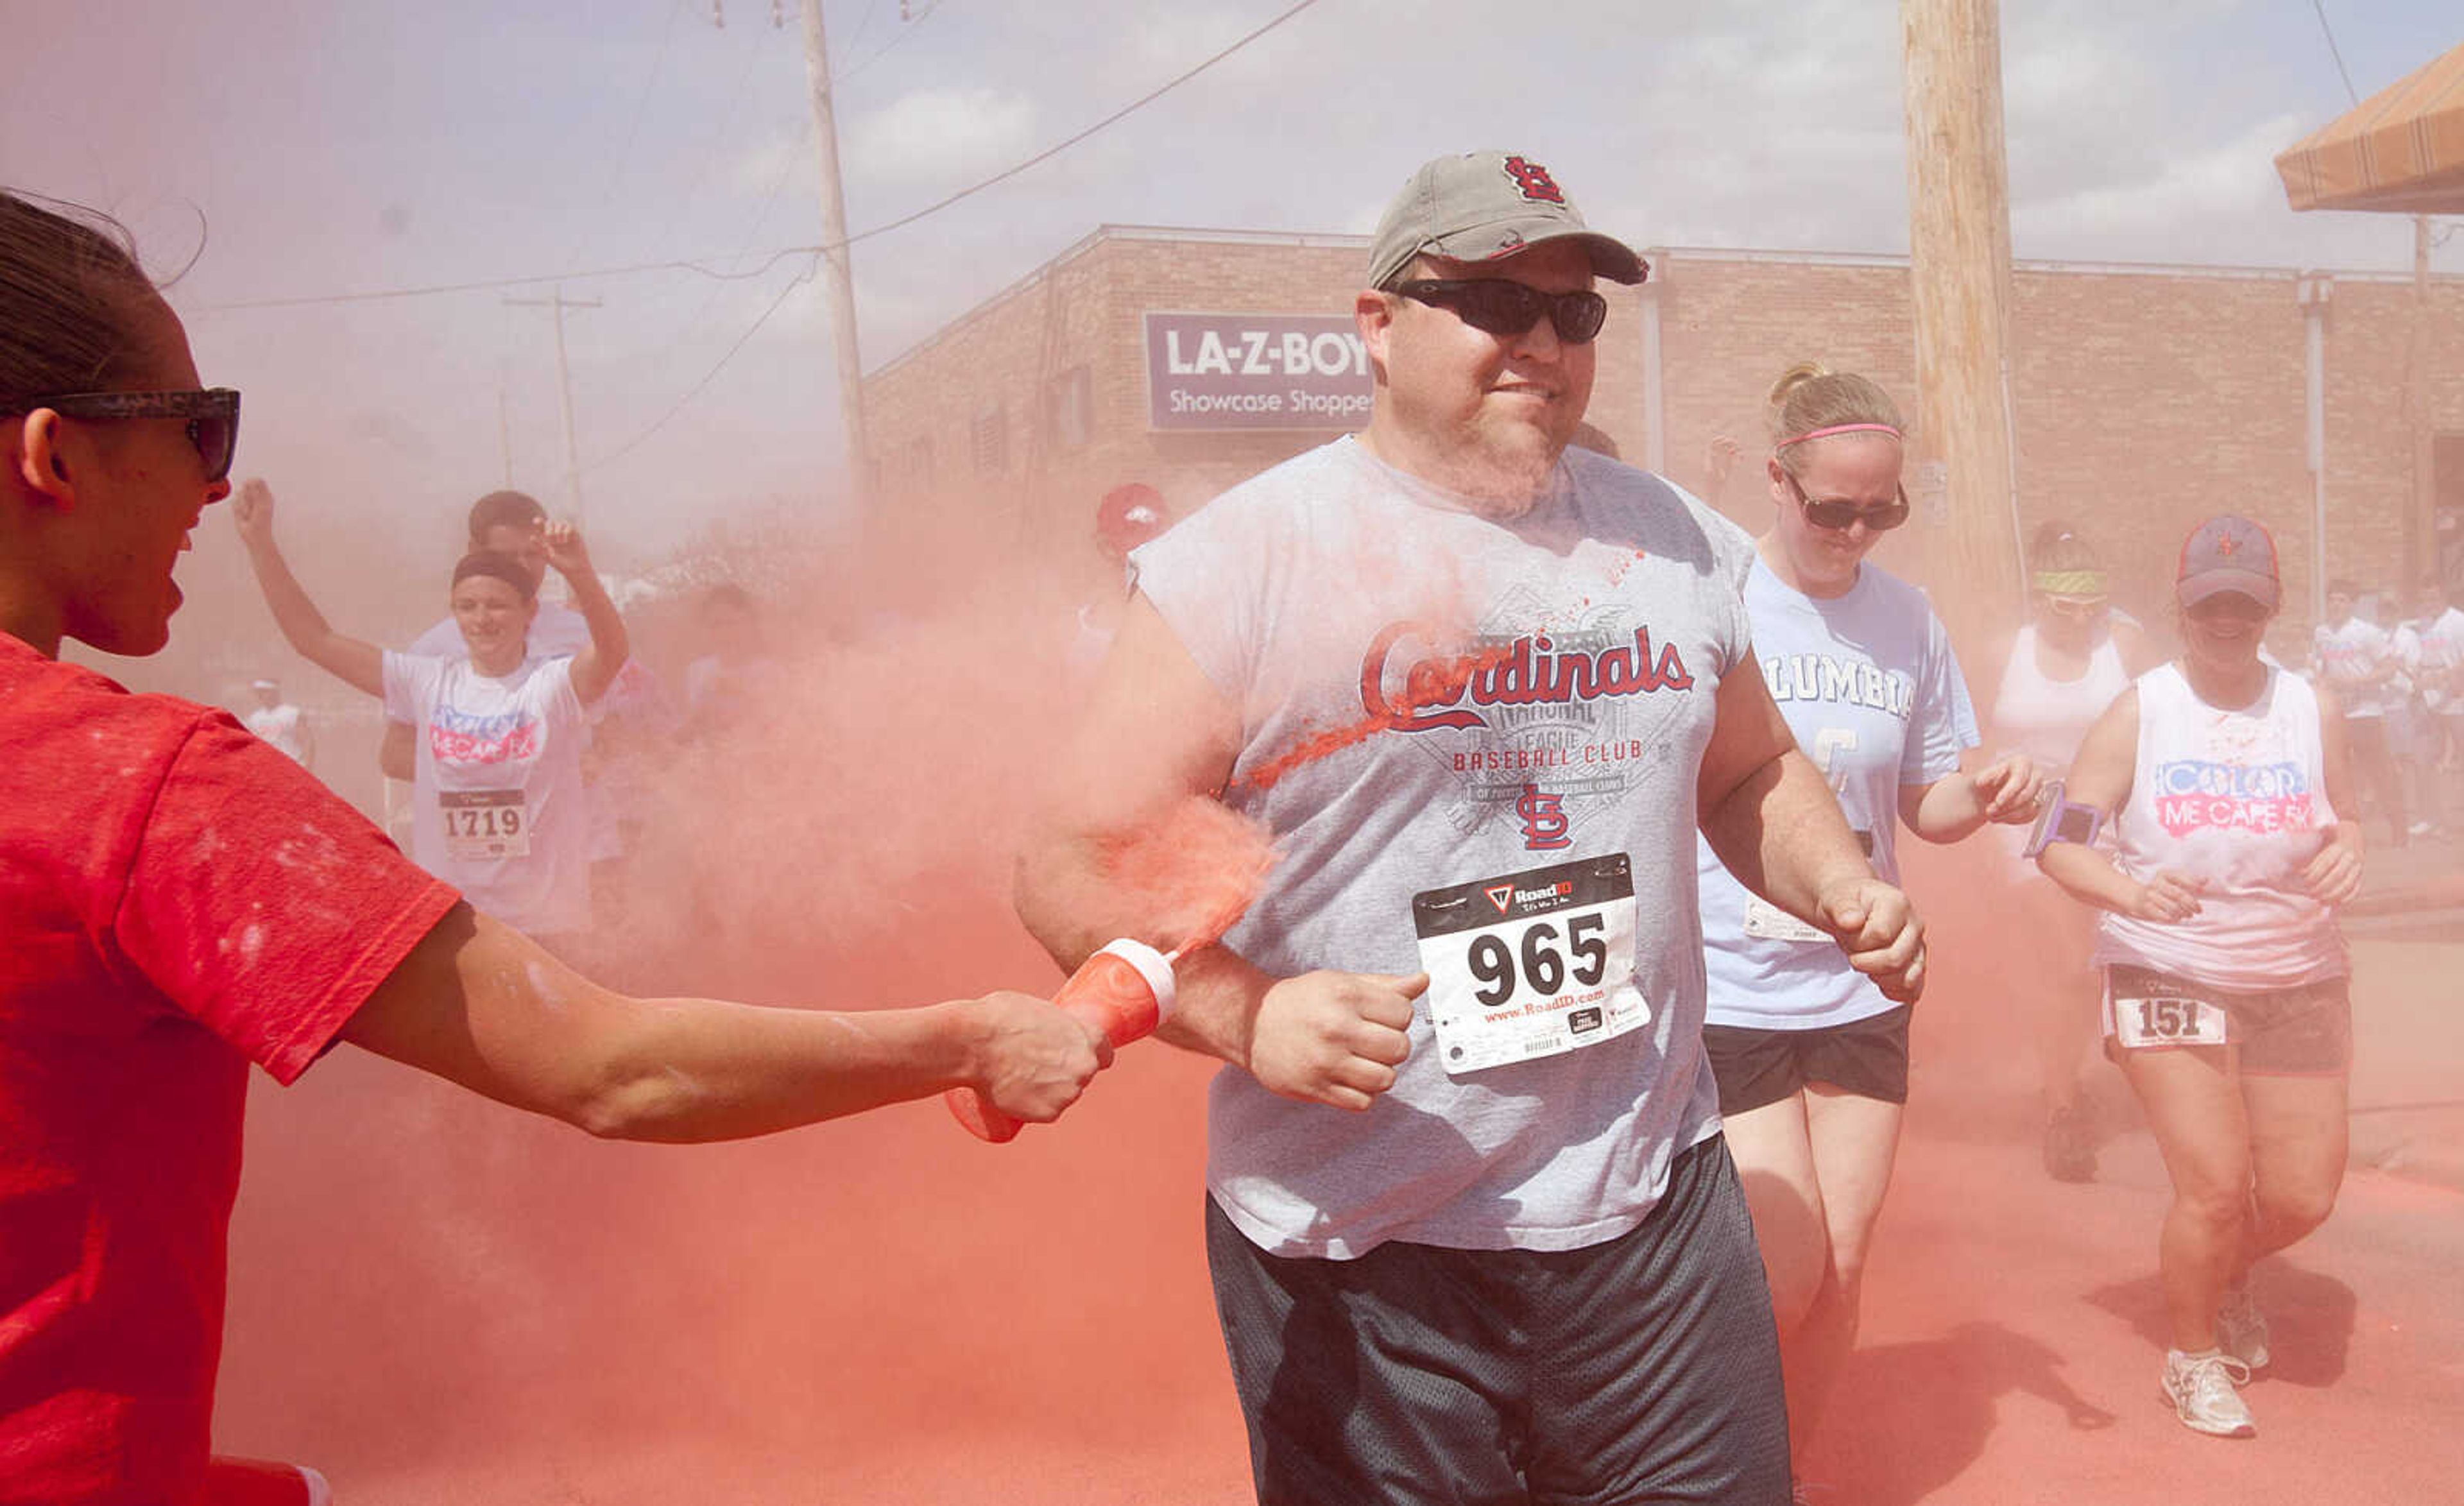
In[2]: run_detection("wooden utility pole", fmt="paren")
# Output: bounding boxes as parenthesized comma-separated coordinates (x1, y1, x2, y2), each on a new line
(2408, 214, 2435, 594)
(799, 0, 869, 496)
(1901, 0, 2021, 654)
(503, 287, 603, 525)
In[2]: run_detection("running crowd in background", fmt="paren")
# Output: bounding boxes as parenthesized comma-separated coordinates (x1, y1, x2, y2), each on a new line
(4, 147, 2449, 1506)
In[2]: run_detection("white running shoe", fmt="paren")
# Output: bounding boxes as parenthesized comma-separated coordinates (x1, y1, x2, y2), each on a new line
(2218, 1283, 2272, 1369)
(2161, 1349, 2256, 1438)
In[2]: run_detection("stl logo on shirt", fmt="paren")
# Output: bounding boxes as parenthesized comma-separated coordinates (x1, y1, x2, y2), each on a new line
(1516, 783, 1572, 850)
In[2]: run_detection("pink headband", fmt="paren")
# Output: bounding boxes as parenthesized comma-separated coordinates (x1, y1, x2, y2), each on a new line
(1775, 422, 1902, 450)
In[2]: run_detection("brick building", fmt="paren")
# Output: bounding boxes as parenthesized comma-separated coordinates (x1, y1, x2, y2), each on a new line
(862, 225, 2464, 639)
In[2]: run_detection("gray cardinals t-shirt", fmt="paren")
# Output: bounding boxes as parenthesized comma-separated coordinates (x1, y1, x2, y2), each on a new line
(1134, 436, 1756, 1258)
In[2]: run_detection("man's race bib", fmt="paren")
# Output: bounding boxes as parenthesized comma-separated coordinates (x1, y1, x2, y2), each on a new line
(2110, 977, 2229, 1048)
(440, 789, 531, 861)
(1412, 855, 1648, 1076)
(1741, 895, 1833, 945)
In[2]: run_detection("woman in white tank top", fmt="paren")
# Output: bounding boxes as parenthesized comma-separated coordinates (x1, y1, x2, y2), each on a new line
(2035, 515, 2363, 1441)
(1983, 526, 2153, 1185)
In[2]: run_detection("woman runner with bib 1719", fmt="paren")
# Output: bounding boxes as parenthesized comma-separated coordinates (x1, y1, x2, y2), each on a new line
(2035, 515, 2363, 1440)
(235, 477, 617, 954)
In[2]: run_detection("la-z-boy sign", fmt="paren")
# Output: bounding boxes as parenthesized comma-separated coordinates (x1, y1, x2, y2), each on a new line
(1144, 311, 1373, 431)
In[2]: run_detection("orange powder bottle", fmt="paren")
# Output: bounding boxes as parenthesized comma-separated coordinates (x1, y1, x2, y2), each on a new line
(945, 938, 1179, 1143)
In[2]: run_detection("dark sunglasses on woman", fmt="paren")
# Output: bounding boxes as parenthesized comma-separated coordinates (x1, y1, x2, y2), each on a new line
(15, 388, 242, 483)
(1389, 278, 1610, 345)
(1785, 472, 1909, 533)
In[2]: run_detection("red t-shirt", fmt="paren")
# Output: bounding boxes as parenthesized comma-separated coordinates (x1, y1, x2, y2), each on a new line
(0, 634, 459, 1505)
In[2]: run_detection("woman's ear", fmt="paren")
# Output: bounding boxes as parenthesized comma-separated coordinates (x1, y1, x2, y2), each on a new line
(13, 409, 78, 506)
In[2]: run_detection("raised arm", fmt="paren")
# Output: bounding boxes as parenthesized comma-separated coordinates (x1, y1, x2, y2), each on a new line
(1697, 653, 1926, 1002)
(538, 520, 629, 705)
(342, 903, 1109, 1141)
(231, 478, 384, 697)
(1013, 594, 1423, 1112)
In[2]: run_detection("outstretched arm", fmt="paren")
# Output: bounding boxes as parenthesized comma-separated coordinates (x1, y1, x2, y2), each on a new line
(1897, 751, 2044, 845)
(342, 904, 1110, 1142)
(232, 479, 384, 697)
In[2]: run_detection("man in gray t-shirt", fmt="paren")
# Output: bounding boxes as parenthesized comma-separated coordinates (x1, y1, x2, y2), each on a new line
(1018, 151, 1924, 1506)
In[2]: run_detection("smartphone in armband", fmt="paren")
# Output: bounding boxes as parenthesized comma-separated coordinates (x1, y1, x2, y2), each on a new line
(2023, 779, 2105, 859)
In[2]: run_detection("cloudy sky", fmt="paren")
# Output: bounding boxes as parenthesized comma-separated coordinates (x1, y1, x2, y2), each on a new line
(4, 1, 2457, 567)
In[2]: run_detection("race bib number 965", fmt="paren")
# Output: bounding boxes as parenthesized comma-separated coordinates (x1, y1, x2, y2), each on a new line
(1412, 855, 1648, 1077)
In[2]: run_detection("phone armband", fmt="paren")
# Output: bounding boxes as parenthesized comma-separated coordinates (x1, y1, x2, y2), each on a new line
(2023, 779, 2105, 859)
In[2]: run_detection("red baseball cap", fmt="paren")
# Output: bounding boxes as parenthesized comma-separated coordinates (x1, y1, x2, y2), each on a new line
(2176, 515, 2280, 610)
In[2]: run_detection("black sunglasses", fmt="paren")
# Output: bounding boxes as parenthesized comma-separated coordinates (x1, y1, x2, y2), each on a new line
(1390, 279, 1609, 345)
(1785, 472, 1909, 533)
(19, 388, 242, 483)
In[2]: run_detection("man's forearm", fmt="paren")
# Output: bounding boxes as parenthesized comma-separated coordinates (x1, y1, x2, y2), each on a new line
(1151, 945, 1276, 1069)
(1014, 834, 1274, 1070)
(1700, 748, 1872, 921)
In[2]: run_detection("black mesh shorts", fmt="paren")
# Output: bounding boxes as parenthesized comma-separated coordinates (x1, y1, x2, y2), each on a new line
(1204, 1135, 1790, 1506)
(1700, 1005, 1913, 1116)
(2102, 964, 2352, 1075)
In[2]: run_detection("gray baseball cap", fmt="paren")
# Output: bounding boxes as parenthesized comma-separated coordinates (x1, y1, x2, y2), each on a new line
(2175, 515, 2280, 610)
(1365, 151, 1648, 291)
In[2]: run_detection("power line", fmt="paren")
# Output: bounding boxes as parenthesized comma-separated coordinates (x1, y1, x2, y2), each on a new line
(831, 0, 942, 88)
(559, 0, 690, 275)
(2307, 0, 2361, 107)
(581, 255, 818, 474)
(187, 246, 816, 312)
(187, 0, 1324, 311)
(835, 0, 1323, 252)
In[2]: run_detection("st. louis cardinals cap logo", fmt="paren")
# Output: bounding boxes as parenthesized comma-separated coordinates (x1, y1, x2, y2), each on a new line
(1503, 156, 1566, 205)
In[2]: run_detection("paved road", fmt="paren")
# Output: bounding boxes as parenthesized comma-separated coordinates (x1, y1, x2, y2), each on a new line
(212, 864, 2464, 1503)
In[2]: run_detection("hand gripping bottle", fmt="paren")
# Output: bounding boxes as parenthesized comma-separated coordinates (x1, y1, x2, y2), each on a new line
(946, 938, 1177, 1143)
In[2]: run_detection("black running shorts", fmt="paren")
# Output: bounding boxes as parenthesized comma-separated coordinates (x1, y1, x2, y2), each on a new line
(2101, 963, 2352, 1075)
(1204, 1134, 1790, 1506)
(1700, 1005, 1913, 1116)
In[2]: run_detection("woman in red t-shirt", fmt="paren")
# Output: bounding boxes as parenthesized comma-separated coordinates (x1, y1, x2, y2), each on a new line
(0, 191, 1108, 1506)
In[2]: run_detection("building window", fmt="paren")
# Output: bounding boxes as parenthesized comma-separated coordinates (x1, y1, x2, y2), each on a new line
(1046, 364, 1092, 450)
(905, 437, 932, 490)
(971, 402, 1007, 475)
